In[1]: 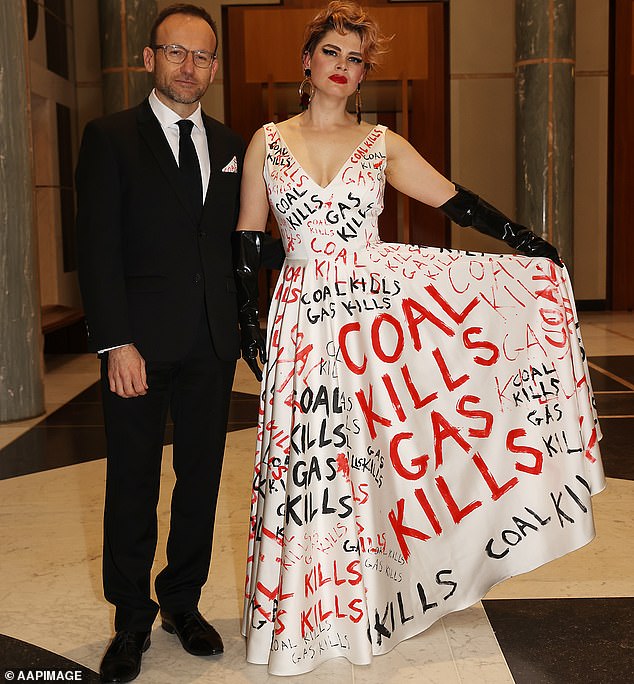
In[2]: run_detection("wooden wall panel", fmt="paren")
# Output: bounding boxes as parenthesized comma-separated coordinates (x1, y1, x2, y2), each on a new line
(221, 6, 262, 149)
(609, 0, 634, 309)
(409, 2, 448, 248)
(223, 2, 448, 249)
(243, 7, 428, 83)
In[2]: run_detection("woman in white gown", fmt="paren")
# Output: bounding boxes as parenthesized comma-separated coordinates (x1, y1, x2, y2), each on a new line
(232, 1, 605, 676)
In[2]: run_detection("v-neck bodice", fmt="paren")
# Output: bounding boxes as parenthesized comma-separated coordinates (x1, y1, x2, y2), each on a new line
(271, 122, 385, 190)
(263, 122, 387, 260)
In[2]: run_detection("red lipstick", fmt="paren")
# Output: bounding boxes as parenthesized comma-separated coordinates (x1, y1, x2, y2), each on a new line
(329, 75, 348, 84)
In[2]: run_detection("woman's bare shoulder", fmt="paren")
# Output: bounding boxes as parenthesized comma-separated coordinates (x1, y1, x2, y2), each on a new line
(274, 114, 304, 135)
(245, 127, 267, 160)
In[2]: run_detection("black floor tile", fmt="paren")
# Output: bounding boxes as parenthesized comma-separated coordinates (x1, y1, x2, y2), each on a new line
(483, 598, 634, 684)
(594, 391, 634, 417)
(42, 401, 105, 427)
(590, 355, 634, 387)
(0, 634, 99, 681)
(588, 365, 630, 392)
(596, 417, 634, 481)
(0, 427, 107, 479)
(228, 390, 260, 403)
(228, 398, 260, 423)
(67, 382, 102, 403)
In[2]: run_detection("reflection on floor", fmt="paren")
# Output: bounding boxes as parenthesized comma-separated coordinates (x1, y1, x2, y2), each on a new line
(0, 312, 633, 683)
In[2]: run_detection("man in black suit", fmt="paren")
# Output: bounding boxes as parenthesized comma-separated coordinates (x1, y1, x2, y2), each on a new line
(76, 5, 243, 681)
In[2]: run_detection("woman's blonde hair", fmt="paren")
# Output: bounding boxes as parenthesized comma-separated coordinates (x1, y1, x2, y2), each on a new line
(301, 1, 390, 71)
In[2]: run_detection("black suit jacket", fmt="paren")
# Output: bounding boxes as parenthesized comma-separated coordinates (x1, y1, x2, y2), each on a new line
(76, 99, 244, 362)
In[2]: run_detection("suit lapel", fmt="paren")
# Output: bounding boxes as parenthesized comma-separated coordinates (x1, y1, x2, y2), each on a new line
(200, 114, 220, 227)
(137, 99, 200, 225)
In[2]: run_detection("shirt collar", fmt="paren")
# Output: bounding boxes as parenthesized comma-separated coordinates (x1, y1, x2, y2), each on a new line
(148, 89, 204, 131)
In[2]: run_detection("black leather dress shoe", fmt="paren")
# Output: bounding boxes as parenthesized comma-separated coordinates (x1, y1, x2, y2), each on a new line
(160, 609, 223, 656)
(99, 631, 150, 683)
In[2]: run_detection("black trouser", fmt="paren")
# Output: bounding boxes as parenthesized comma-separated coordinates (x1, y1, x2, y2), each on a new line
(100, 317, 236, 632)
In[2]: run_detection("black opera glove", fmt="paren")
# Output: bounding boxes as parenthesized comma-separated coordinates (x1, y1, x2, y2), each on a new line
(232, 230, 269, 381)
(439, 184, 563, 267)
(260, 232, 286, 270)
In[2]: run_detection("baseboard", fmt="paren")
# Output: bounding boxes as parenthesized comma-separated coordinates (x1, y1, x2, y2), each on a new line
(575, 299, 607, 311)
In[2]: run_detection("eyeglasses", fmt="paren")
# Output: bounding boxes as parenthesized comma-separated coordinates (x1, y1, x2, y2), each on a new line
(153, 44, 216, 69)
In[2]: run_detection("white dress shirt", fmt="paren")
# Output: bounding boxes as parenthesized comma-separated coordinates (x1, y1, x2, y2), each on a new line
(148, 88, 211, 199)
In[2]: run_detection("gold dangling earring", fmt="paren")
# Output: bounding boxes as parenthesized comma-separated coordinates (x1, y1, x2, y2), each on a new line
(299, 68, 314, 110)
(355, 83, 362, 124)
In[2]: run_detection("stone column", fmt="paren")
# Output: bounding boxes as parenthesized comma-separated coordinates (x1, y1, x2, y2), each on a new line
(0, 0, 44, 421)
(515, 0, 575, 271)
(98, 0, 157, 114)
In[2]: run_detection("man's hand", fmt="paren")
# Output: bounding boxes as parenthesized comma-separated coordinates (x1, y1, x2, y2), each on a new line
(107, 344, 148, 398)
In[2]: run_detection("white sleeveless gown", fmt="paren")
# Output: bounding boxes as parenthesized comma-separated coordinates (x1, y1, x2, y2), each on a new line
(241, 122, 605, 676)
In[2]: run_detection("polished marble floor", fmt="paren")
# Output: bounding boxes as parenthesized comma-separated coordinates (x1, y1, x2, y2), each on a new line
(0, 311, 633, 683)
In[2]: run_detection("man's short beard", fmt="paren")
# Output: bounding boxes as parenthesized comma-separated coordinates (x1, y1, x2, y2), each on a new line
(156, 83, 206, 105)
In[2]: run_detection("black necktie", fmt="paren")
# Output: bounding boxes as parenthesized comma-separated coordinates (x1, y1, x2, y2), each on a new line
(176, 119, 203, 217)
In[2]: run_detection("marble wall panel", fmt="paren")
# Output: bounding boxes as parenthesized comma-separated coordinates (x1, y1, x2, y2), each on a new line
(128, 69, 152, 108)
(102, 71, 125, 115)
(552, 62, 575, 262)
(516, 0, 575, 60)
(517, 61, 575, 262)
(516, 61, 549, 222)
(98, 0, 156, 112)
(98, 0, 122, 70)
(127, 0, 155, 64)
(0, 0, 44, 420)
(516, 0, 575, 269)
